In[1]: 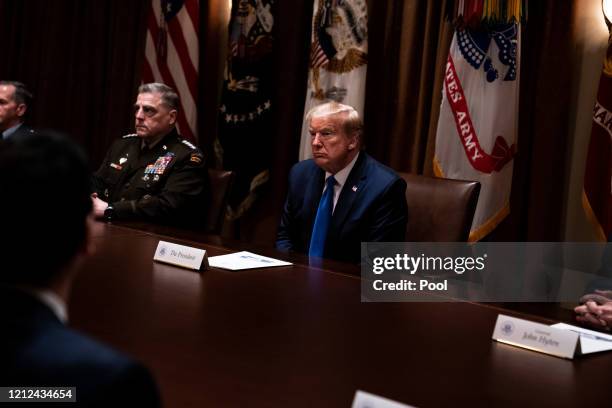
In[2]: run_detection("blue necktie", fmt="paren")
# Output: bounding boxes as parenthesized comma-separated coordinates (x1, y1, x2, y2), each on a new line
(309, 176, 336, 257)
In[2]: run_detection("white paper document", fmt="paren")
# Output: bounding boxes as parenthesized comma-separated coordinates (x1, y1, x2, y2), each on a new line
(208, 251, 292, 271)
(551, 323, 612, 354)
(352, 391, 416, 408)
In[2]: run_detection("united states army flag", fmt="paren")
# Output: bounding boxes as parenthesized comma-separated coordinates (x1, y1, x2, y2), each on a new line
(434, 24, 520, 241)
(583, 38, 612, 241)
(298, 0, 368, 160)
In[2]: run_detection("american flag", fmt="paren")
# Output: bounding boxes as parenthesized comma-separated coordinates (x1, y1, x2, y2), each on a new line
(310, 41, 329, 69)
(142, 0, 199, 142)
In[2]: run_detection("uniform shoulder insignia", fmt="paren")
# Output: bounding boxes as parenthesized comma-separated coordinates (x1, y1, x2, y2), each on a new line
(181, 139, 197, 150)
(122, 133, 138, 139)
(189, 153, 203, 164)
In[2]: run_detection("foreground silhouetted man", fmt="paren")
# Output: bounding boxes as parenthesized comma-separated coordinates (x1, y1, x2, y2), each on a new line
(0, 133, 160, 407)
(276, 102, 408, 263)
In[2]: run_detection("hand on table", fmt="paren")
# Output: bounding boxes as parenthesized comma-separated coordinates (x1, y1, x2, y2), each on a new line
(575, 299, 612, 330)
(91, 193, 109, 219)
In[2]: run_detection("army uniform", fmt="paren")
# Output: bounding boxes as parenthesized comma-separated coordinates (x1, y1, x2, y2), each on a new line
(92, 129, 208, 225)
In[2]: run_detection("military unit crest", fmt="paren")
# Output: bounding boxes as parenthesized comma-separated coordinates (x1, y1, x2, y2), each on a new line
(457, 24, 518, 83)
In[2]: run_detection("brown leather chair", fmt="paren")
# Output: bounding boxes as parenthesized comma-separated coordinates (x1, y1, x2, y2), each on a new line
(204, 169, 235, 234)
(398, 173, 480, 242)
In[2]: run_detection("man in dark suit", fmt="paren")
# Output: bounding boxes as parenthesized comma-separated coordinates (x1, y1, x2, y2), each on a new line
(0, 81, 35, 139)
(276, 102, 407, 263)
(0, 132, 160, 407)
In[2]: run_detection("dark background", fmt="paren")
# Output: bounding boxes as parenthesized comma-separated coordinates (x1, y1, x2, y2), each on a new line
(0, 0, 576, 244)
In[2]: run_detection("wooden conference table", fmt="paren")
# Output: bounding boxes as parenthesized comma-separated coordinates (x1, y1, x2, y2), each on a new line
(70, 222, 612, 408)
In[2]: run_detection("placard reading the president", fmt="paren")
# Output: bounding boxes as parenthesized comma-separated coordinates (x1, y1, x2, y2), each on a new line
(153, 240, 207, 271)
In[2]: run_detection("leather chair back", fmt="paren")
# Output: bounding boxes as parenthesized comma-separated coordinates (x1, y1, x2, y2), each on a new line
(204, 169, 235, 234)
(399, 173, 480, 242)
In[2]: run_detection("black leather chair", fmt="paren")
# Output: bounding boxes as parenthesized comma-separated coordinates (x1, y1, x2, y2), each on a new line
(204, 169, 235, 234)
(398, 173, 480, 242)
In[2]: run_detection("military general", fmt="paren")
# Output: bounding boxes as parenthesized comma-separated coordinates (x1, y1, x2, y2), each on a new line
(92, 83, 208, 226)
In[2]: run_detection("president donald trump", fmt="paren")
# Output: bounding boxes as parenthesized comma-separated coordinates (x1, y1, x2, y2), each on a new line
(276, 102, 408, 263)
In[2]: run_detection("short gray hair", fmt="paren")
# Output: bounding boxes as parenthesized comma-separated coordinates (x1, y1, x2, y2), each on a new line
(0, 80, 33, 107)
(138, 82, 179, 110)
(306, 101, 363, 138)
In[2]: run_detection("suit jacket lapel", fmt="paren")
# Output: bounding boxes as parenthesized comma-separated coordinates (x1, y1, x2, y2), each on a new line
(329, 153, 368, 237)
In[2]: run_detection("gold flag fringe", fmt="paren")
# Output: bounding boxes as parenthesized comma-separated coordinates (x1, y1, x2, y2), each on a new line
(450, 0, 527, 26)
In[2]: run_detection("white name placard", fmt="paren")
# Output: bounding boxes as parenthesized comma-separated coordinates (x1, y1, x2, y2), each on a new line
(492, 314, 579, 359)
(153, 240, 207, 271)
(352, 391, 416, 408)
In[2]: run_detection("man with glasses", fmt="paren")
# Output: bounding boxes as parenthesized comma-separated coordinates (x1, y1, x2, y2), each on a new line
(92, 83, 208, 226)
(276, 101, 408, 263)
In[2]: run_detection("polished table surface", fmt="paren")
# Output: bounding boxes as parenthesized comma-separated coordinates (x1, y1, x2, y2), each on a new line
(70, 222, 612, 407)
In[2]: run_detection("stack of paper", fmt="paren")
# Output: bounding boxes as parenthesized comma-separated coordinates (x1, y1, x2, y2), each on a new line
(551, 323, 612, 354)
(208, 251, 292, 271)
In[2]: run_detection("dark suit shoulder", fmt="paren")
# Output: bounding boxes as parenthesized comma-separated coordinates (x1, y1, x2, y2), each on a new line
(8, 323, 135, 376)
(289, 159, 320, 180)
(3, 325, 160, 406)
(362, 153, 402, 185)
(9, 124, 36, 139)
(54, 326, 134, 368)
(290, 158, 318, 172)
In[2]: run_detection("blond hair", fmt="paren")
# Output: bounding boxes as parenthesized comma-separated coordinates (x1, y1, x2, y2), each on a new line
(306, 101, 363, 138)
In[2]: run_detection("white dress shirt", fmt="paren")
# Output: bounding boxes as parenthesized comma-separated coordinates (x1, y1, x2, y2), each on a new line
(26, 287, 68, 324)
